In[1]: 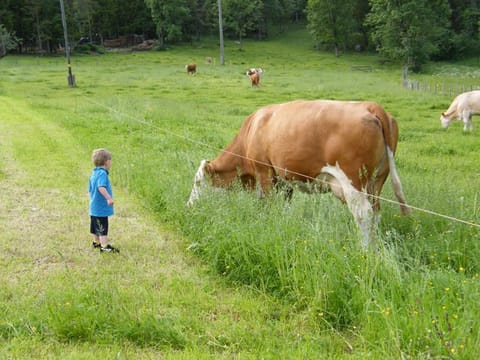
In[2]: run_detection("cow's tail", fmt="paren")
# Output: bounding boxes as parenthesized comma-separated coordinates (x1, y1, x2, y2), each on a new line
(386, 147, 411, 215)
(374, 105, 411, 215)
(321, 164, 376, 247)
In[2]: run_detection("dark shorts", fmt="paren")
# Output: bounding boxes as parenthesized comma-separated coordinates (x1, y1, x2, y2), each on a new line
(90, 216, 109, 236)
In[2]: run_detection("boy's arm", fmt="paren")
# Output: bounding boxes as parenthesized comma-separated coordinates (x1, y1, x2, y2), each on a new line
(98, 186, 114, 206)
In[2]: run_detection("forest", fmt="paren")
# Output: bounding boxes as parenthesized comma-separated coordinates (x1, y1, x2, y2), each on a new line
(1, 0, 480, 70)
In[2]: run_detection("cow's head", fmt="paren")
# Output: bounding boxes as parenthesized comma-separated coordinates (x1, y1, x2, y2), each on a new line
(187, 159, 210, 206)
(440, 112, 453, 128)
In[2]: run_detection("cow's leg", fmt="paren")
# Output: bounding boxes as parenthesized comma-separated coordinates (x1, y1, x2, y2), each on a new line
(320, 165, 375, 248)
(467, 114, 474, 131)
(463, 112, 473, 131)
(273, 178, 294, 201)
(255, 167, 275, 199)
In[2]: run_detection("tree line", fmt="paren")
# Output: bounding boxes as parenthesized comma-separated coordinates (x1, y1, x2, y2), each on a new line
(1, 0, 480, 70)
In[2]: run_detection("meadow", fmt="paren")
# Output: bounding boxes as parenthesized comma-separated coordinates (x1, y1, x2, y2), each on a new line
(1, 28, 480, 358)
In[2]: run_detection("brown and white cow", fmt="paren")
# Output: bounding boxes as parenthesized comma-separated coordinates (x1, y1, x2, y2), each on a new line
(249, 72, 260, 87)
(185, 63, 197, 74)
(187, 100, 410, 247)
(246, 68, 263, 87)
(440, 90, 480, 131)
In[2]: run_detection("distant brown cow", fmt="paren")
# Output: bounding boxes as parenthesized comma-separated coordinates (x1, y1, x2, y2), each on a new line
(187, 100, 410, 247)
(185, 63, 197, 74)
(246, 67, 263, 87)
(249, 72, 260, 87)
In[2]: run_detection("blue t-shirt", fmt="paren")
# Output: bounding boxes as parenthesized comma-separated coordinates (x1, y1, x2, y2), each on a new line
(89, 167, 114, 217)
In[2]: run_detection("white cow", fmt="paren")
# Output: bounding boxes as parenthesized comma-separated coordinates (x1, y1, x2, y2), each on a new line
(440, 90, 480, 131)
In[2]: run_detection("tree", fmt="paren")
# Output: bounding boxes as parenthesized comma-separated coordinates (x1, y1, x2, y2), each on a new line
(260, 0, 287, 37)
(144, 0, 192, 47)
(366, 0, 451, 71)
(223, 0, 263, 50)
(23, 0, 62, 53)
(445, 0, 480, 58)
(90, 0, 154, 43)
(306, 0, 357, 56)
(290, 0, 308, 23)
(72, 0, 97, 42)
(0, 24, 19, 57)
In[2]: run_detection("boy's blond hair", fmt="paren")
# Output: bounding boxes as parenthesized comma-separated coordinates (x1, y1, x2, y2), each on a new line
(92, 148, 112, 167)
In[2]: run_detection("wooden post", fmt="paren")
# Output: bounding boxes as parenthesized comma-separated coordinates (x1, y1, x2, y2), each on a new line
(59, 0, 76, 87)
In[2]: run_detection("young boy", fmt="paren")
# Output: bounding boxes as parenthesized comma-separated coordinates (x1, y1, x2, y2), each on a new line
(89, 148, 119, 253)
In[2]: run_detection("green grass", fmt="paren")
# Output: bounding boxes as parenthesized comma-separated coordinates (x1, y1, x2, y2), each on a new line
(1, 28, 480, 358)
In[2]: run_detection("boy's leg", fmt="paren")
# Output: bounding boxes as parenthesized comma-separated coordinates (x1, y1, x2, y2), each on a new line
(91, 216, 115, 250)
(92, 234, 101, 247)
(99, 235, 109, 247)
(95, 217, 119, 253)
(91, 217, 102, 247)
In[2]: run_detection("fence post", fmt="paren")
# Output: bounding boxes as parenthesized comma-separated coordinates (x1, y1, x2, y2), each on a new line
(402, 66, 408, 81)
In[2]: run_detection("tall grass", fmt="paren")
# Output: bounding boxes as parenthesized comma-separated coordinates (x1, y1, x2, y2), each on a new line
(2, 28, 480, 357)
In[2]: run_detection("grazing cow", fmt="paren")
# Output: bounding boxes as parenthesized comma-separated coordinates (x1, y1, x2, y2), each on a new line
(185, 63, 197, 75)
(187, 100, 410, 247)
(249, 72, 260, 87)
(205, 56, 213, 64)
(246, 68, 263, 87)
(440, 90, 480, 131)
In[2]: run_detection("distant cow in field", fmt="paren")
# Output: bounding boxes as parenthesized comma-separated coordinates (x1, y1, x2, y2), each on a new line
(440, 90, 480, 131)
(205, 57, 213, 64)
(249, 72, 260, 87)
(246, 68, 263, 87)
(187, 100, 410, 247)
(185, 63, 197, 74)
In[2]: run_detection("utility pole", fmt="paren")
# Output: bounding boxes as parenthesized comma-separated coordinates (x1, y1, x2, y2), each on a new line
(217, 0, 225, 65)
(59, 0, 76, 86)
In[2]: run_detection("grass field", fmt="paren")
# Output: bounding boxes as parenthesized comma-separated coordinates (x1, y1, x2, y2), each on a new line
(1, 28, 480, 358)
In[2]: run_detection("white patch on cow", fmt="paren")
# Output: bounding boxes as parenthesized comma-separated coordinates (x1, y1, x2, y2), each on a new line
(246, 67, 263, 77)
(187, 160, 208, 206)
(320, 164, 375, 247)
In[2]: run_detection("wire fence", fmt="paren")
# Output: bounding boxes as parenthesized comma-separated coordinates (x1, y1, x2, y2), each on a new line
(401, 67, 480, 97)
(402, 79, 480, 96)
(84, 96, 480, 229)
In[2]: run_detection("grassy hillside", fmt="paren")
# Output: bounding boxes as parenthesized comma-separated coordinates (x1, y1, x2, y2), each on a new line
(1, 28, 480, 358)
